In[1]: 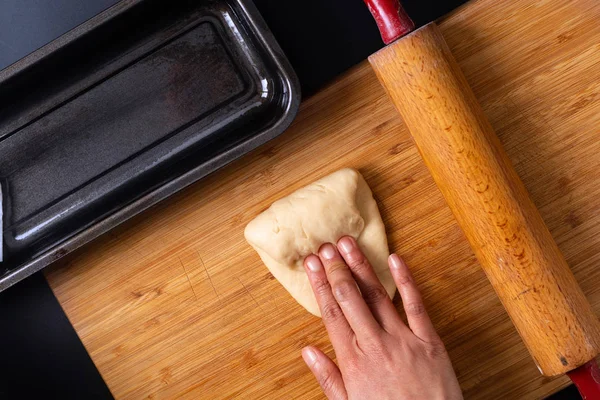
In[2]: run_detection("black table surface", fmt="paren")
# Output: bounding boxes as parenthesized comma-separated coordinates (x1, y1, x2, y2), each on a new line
(0, 0, 579, 398)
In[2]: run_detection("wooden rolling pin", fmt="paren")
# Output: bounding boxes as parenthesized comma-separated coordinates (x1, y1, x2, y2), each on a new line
(364, 0, 600, 394)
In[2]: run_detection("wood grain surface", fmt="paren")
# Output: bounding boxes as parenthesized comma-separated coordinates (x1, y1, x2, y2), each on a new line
(46, 0, 600, 398)
(370, 22, 600, 376)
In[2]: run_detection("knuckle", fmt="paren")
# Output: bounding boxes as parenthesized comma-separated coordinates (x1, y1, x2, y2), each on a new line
(405, 301, 427, 317)
(363, 285, 388, 305)
(333, 280, 357, 302)
(327, 260, 349, 276)
(360, 335, 388, 359)
(313, 277, 332, 298)
(397, 274, 412, 285)
(347, 257, 369, 273)
(321, 302, 344, 321)
(318, 367, 338, 393)
(365, 334, 385, 350)
(425, 341, 448, 359)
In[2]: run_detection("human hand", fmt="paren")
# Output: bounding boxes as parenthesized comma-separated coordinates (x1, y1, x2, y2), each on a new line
(302, 236, 462, 400)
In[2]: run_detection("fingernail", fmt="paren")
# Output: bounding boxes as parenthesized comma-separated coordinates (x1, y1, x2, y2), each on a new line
(338, 236, 355, 254)
(302, 347, 318, 365)
(320, 243, 336, 260)
(389, 253, 403, 269)
(306, 256, 322, 272)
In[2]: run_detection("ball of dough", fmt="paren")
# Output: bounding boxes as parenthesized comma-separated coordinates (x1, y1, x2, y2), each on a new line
(244, 168, 395, 316)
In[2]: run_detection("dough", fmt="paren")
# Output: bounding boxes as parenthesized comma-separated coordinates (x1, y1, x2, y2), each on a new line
(244, 168, 395, 316)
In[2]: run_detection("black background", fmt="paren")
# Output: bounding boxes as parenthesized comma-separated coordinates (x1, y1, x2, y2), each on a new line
(0, 0, 580, 398)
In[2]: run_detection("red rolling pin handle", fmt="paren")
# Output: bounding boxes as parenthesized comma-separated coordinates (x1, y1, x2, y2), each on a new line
(363, 0, 414, 44)
(567, 360, 600, 399)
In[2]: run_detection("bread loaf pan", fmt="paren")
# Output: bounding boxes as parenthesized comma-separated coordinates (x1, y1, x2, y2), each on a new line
(0, 0, 300, 291)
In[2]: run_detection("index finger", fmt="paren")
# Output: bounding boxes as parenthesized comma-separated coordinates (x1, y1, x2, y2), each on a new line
(318, 243, 381, 340)
(304, 254, 353, 351)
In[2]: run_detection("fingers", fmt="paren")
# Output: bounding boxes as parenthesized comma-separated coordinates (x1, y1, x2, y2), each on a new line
(305, 255, 354, 350)
(337, 236, 406, 334)
(389, 254, 439, 343)
(318, 243, 381, 339)
(302, 346, 347, 400)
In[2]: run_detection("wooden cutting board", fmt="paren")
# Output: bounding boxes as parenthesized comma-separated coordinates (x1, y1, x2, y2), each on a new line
(46, 0, 600, 398)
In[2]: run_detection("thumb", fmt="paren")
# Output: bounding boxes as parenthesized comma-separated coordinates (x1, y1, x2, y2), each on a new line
(302, 346, 347, 400)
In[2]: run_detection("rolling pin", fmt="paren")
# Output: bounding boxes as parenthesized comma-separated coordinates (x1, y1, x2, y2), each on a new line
(364, 0, 600, 395)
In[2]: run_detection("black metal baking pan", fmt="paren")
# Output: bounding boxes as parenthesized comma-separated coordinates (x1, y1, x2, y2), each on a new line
(0, 0, 300, 291)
